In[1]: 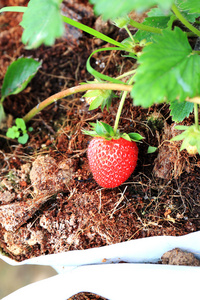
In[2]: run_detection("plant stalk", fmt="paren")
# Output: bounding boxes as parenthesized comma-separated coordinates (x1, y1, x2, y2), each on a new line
(194, 103, 199, 131)
(171, 4, 200, 37)
(62, 15, 125, 49)
(129, 19, 162, 34)
(124, 25, 135, 43)
(113, 76, 135, 133)
(23, 83, 132, 123)
(116, 69, 136, 80)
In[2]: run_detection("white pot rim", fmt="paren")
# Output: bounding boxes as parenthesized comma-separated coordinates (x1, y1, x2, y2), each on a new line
(1, 231, 200, 300)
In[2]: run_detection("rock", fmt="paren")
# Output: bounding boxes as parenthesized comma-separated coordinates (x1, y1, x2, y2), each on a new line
(30, 155, 72, 195)
(161, 248, 200, 266)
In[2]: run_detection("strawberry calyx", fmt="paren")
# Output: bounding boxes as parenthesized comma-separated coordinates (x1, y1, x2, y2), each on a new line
(111, 16, 130, 28)
(83, 121, 144, 142)
(171, 124, 200, 155)
(82, 78, 116, 111)
(84, 89, 114, 111)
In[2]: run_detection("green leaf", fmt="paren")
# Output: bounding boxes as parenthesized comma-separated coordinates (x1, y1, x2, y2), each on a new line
(101, 122, 115, 136)
(20, 0, 64, 48)
(134, 16, 171, 42)
(61, 15, 124, 48)
(147, 7, 173, 17)
(0, 103, 6, 124)
(176, 0, 200, 14)
(1, 58, 42, 100)
(18, 133, 29, 144)
(6, 126, 20, 139)
(95, 121, 107, 136)
(131, 27, 200, 108)
(147, 146, 158, 153)
(171, 124, 200, 153)
(174, 125, 189, 130)
(90, 0, 174, 20)
(84, 88, 114, 111)
(175, 0, 200, 22)
(16, 118, 26, 131)
(148, 3, 199, 22)
(127, 132, 144, 141)
(89, 96, 104, 110)
(121, 133, 131, 141)
(169, 100, 194, 122)
(86, 47, 127, 84)
(112, 16, 130, 28)
(101, 92, 116, 111)
(0, 6, 27, 13)
(83, 121, 117, 139)
(121, 132, 144, 142)
(84, 90, 100, 98)
(82, 129, 98, 137)
(28, 127, 34, 132)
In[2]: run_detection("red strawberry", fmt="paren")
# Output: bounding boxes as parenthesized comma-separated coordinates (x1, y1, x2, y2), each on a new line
(87, 137, 138, 188)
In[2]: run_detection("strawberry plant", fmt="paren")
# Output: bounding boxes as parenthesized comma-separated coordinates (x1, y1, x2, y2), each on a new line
(1, 0, 200, 186)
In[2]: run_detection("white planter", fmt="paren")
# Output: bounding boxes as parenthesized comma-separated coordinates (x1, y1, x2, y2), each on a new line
(1, 231, 200, 300)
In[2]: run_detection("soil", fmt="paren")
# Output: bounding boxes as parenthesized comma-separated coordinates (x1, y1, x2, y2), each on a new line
(0, 0, 200, 299)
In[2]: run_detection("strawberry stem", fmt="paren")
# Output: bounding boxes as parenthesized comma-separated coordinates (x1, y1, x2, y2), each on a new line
(23, 83, 132, 123)
(113, 75, 135, 134)
(171, 4, 200, 37)
(194, 103, 199, 131)
(116, 69, 136, 80)
(129, 18, 162, 35)
(124, 25, 135, 43)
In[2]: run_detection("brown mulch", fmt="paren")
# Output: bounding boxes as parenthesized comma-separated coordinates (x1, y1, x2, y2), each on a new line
(0, 1, 200, 299)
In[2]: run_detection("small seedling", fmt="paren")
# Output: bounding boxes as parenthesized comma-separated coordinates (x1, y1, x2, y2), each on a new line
(6, 118, 33, 144)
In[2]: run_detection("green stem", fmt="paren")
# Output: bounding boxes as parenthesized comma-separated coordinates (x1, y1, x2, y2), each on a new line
(113, 76, 135, 133)
(23, 83, 132, 123)
(129, 18, 162, 34)
(62, 15, 125, 48)
(0, 6, 27, 13)
(124, 25, 135, 43)
(116, 69, 136, 80)
(187, 31, 199, 37)
(194, 103, 199, 131)
(0, 103, 6, 123)
(171, 4, 200, 37)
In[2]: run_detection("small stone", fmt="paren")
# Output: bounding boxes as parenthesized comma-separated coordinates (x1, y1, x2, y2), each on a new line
(161, 248, 200, 266)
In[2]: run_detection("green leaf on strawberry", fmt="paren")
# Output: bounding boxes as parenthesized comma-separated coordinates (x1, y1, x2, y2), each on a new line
(121, 132, 144, 142)
(83, 121, 144, 142)
(83, 121, 116, 139)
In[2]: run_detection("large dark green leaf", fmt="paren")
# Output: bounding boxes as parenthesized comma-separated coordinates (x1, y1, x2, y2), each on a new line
(170, 100, 194, 122)
(131, 27, 200, 107)
(1, 57, 42, 101)
(20, 0, 64, 48)
(90, 0, 174, 20)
